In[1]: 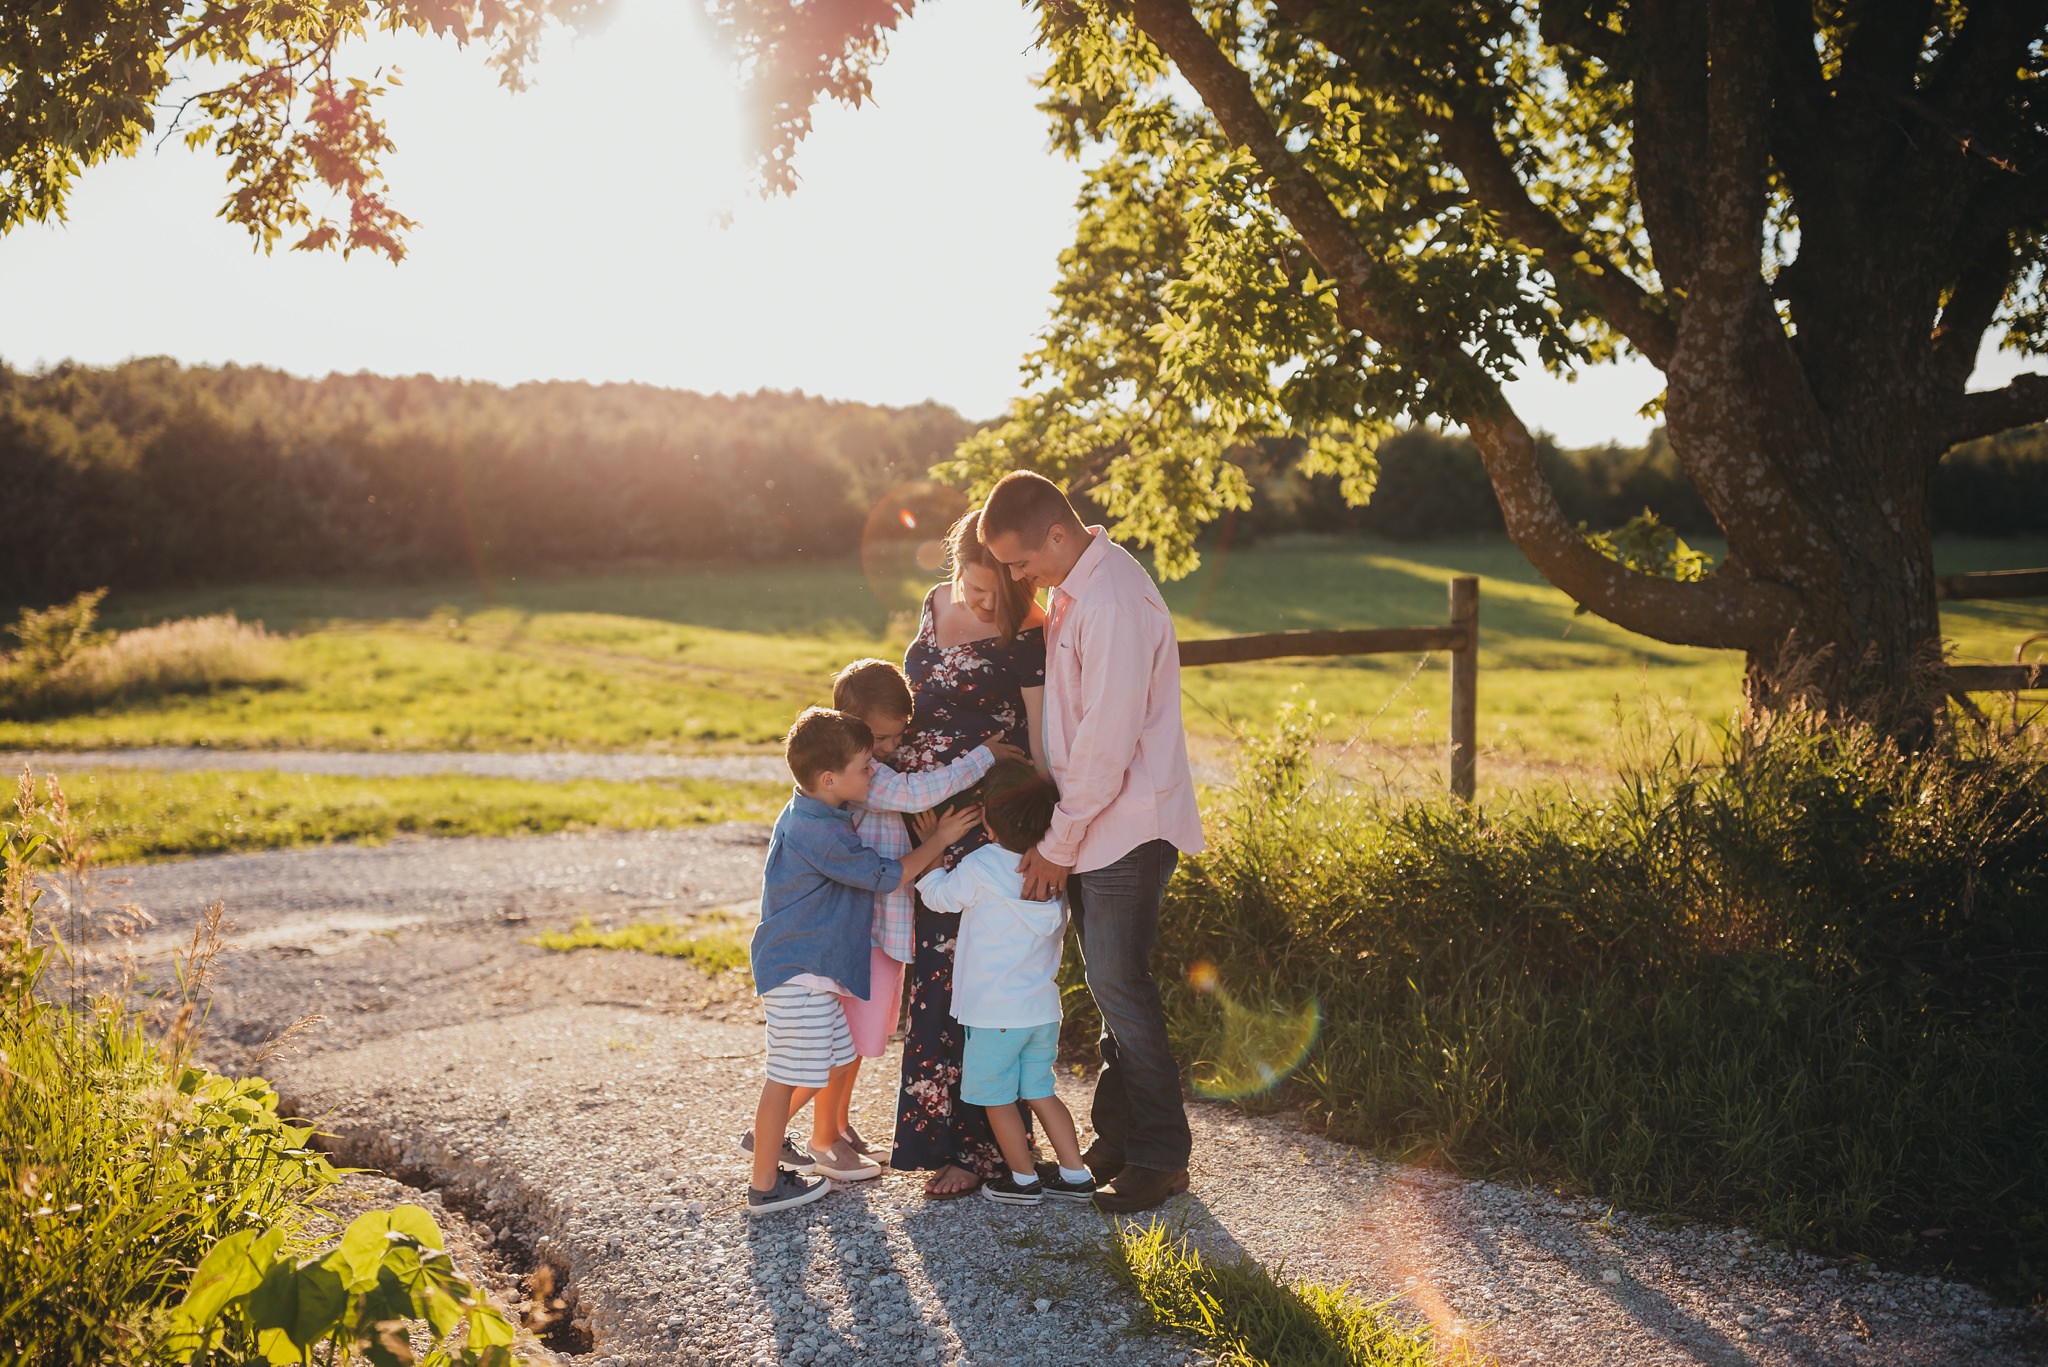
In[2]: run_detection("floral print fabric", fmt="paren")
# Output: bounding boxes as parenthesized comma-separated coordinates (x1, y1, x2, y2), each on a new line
(889, 587, 1047, 1175)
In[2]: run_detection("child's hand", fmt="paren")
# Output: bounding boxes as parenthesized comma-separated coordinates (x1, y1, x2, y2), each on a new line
(910, 809, 940, 842)
(933, 804, 982, 845)
(984, 734, 1029, 766)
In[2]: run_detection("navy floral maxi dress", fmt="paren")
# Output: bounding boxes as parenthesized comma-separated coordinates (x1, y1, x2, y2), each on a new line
(888, 586, 1047, 1177)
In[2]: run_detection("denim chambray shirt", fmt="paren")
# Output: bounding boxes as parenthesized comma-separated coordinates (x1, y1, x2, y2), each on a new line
(750, 791, 902, 998)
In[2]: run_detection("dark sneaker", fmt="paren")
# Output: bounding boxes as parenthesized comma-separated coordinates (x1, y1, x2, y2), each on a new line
(746, 1167, 830, 1217)
(1033, 1162, 1099, 1203)
(981, 1173, 1045, 1206)
(739, 1128, 815, 1172)
(1092, 1165, 1189, 1214)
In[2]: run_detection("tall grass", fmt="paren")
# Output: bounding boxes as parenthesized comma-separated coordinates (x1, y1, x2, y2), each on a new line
(2, 591, 289, 719)
(1156, 705, 2048, 1294)
(1, 774, 528, 1363)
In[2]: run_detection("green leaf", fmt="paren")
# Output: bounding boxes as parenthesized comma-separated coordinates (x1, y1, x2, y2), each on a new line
(291, 1261, 351, 1347)
(174, 1226, 283, 1330)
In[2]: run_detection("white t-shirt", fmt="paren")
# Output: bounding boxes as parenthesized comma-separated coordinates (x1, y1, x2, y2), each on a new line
(916, 843, 1066, 1029)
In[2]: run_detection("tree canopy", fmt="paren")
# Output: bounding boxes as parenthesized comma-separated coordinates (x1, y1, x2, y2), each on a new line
(2, 1, 598, 259)
(720, 0, 2048, 720)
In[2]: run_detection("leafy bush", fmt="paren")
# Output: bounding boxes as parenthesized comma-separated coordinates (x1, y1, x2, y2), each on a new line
(0, 774, 525, 1364)
(1159, 705, 2048, 1293)
(1, 591, 289, 719)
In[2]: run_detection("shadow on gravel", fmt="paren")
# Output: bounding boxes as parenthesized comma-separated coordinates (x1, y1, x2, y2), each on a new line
(745, 1198, 926, 1364)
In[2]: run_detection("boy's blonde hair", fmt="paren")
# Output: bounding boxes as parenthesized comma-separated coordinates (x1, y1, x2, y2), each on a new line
(832, 658, 913, 719)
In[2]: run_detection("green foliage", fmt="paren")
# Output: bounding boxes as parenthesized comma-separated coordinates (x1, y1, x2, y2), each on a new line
(1109, 1220, 1441, 1367)
(2, 606, 289, 720)
(5, 589, 110, 674)
(528, 914, 753, 977)
(1159, 707, 2048, 1294)
(1575, 511, 1712, 615)
(1, 776, 337, 1363)
(55, 768, 787, 865)
(1, 777, 531, 1364)
(0, 0, 598, 260)
(165, 1204, 520, 1366)
(0, 357, 973, 607)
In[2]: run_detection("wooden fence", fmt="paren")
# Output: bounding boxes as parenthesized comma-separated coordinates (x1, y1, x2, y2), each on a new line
(1937, 569, 2048, 694)
(1172, 565, 2047, 803)
(1177, 576, 1481, 801)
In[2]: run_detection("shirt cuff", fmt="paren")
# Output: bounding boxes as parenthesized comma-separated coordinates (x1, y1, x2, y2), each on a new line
(1039, 816, 1082, 869)
(872, 856, 904, 891)
(915, 867, 946, 897)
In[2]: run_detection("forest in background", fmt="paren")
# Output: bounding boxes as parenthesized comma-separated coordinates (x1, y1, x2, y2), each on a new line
(6, 356, 2046, 608)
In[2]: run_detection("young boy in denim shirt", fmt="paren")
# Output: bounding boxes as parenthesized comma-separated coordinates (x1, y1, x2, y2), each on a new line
(746, 707, 979, 1215)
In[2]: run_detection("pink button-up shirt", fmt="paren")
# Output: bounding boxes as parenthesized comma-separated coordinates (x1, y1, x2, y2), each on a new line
(1040, 527, 1205, 873)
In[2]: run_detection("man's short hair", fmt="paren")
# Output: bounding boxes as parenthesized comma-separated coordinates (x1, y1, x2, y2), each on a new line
(833, 658, 913, 720)
(785, 707, 873, 788)
(979, 470, 1084, 548)
(982, 759, 1059, 854)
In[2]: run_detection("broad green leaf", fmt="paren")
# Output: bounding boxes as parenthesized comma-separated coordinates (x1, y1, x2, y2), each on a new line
(290, 1261, 350, 1347)
(174, 1226, 283, 1330)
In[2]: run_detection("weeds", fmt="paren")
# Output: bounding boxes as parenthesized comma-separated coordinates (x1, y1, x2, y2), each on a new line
(1, 591, 289, 719)
(1109, 1219, 1443, 1366)
(529, 914, 753, 978)
(0, 773, 526, 1362)
(1159, 703, 2048, 1295)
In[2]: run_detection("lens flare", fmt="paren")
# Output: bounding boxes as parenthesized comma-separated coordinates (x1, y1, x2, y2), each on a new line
(1187, 960, 1219, 994)
(860, 483, 967, 614)
(1188, 980, 1320, 1100)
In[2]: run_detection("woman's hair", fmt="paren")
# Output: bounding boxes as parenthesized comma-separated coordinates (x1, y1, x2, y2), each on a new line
(945, 507, 1035, 645)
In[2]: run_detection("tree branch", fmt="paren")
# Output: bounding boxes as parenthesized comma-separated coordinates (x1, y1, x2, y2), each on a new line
(1131, 0, 1795, 652)
(1423, 105, 1677, 369)
(1694, 0, 1774, 289)
(1126, 0, 1404, 344)
(1950, 373, 2048, 447)
(1930, 229, 2018, 395)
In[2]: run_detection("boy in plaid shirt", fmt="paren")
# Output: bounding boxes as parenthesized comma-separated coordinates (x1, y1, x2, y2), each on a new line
(750, 659, 1024, 1181)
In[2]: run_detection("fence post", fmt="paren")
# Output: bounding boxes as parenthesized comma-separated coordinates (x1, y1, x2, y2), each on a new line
(1449, 576, 1479, 802)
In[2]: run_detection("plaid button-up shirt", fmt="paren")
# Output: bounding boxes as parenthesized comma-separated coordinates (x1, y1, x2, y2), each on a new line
(851, 745, 995, 963)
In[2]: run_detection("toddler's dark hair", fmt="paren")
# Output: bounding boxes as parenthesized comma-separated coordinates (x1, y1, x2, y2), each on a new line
(833, 658, 913, 719)
(785, 707, 874, 788)
(983, 759, 1058, 854)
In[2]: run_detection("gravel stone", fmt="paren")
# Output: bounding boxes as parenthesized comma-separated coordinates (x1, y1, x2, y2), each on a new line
(85, 828, 2048, 1366)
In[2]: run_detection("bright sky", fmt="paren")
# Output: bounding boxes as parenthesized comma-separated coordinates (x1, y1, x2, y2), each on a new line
(0, 0, 2034, 445)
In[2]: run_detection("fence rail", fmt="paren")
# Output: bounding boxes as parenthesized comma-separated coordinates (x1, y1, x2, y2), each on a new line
(1935, 568, 2048, 602)
(1177, 576, 1481, 801)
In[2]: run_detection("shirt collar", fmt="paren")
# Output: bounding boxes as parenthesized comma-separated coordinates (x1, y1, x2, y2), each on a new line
(1055, 525, 1113, 601)
(789, 789, 853, 823)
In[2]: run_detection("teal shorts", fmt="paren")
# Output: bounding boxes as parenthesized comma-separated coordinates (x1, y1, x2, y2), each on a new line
(960, 1021, 1060, 1107)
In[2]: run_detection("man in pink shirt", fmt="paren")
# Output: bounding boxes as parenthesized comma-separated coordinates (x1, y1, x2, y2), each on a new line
(979, 471, 1204, 1214)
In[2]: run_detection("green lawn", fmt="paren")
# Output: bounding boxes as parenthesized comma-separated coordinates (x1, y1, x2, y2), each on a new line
(6, 538, 2043, 785)
(41, 768, 786, 864)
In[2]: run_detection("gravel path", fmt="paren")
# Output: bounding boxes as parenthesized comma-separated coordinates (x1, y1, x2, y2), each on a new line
(2, 747, 789, 784)
(85, 831, 2044, 1367)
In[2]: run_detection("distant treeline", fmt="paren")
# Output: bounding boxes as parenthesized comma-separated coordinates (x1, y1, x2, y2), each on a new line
(5, 358, 2045, 608)
(1230, 423, 2048, 542)
(2, 359, 973, 605)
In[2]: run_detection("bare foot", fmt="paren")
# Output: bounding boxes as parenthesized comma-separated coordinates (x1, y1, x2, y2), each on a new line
(922, 1163, 980, 1198)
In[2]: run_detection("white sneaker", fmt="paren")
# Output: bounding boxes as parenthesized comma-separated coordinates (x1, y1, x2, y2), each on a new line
(807, 1138, 882, 1182)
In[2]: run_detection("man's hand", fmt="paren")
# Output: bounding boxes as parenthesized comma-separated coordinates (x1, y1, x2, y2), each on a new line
(1017, 845, 1072, 901)
(981, 731, 1029, 767)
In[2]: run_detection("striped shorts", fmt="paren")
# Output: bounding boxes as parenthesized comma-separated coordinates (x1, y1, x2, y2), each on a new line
(760, 982, 857, 1087)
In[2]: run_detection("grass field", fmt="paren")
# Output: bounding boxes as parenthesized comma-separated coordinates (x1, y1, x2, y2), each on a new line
(5, 536, 2044, 789)
(35, 768, 785, 864)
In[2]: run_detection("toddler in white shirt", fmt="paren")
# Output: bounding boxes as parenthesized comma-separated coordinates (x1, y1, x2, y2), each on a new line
(914, 760, 1096, 1205)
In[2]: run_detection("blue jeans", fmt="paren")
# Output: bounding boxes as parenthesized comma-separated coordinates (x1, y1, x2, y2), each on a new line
(1071, 839, 1190, 1171)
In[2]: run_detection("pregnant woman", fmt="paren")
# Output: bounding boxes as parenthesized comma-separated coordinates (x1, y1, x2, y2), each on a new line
(888, 507, 1049, 1198)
